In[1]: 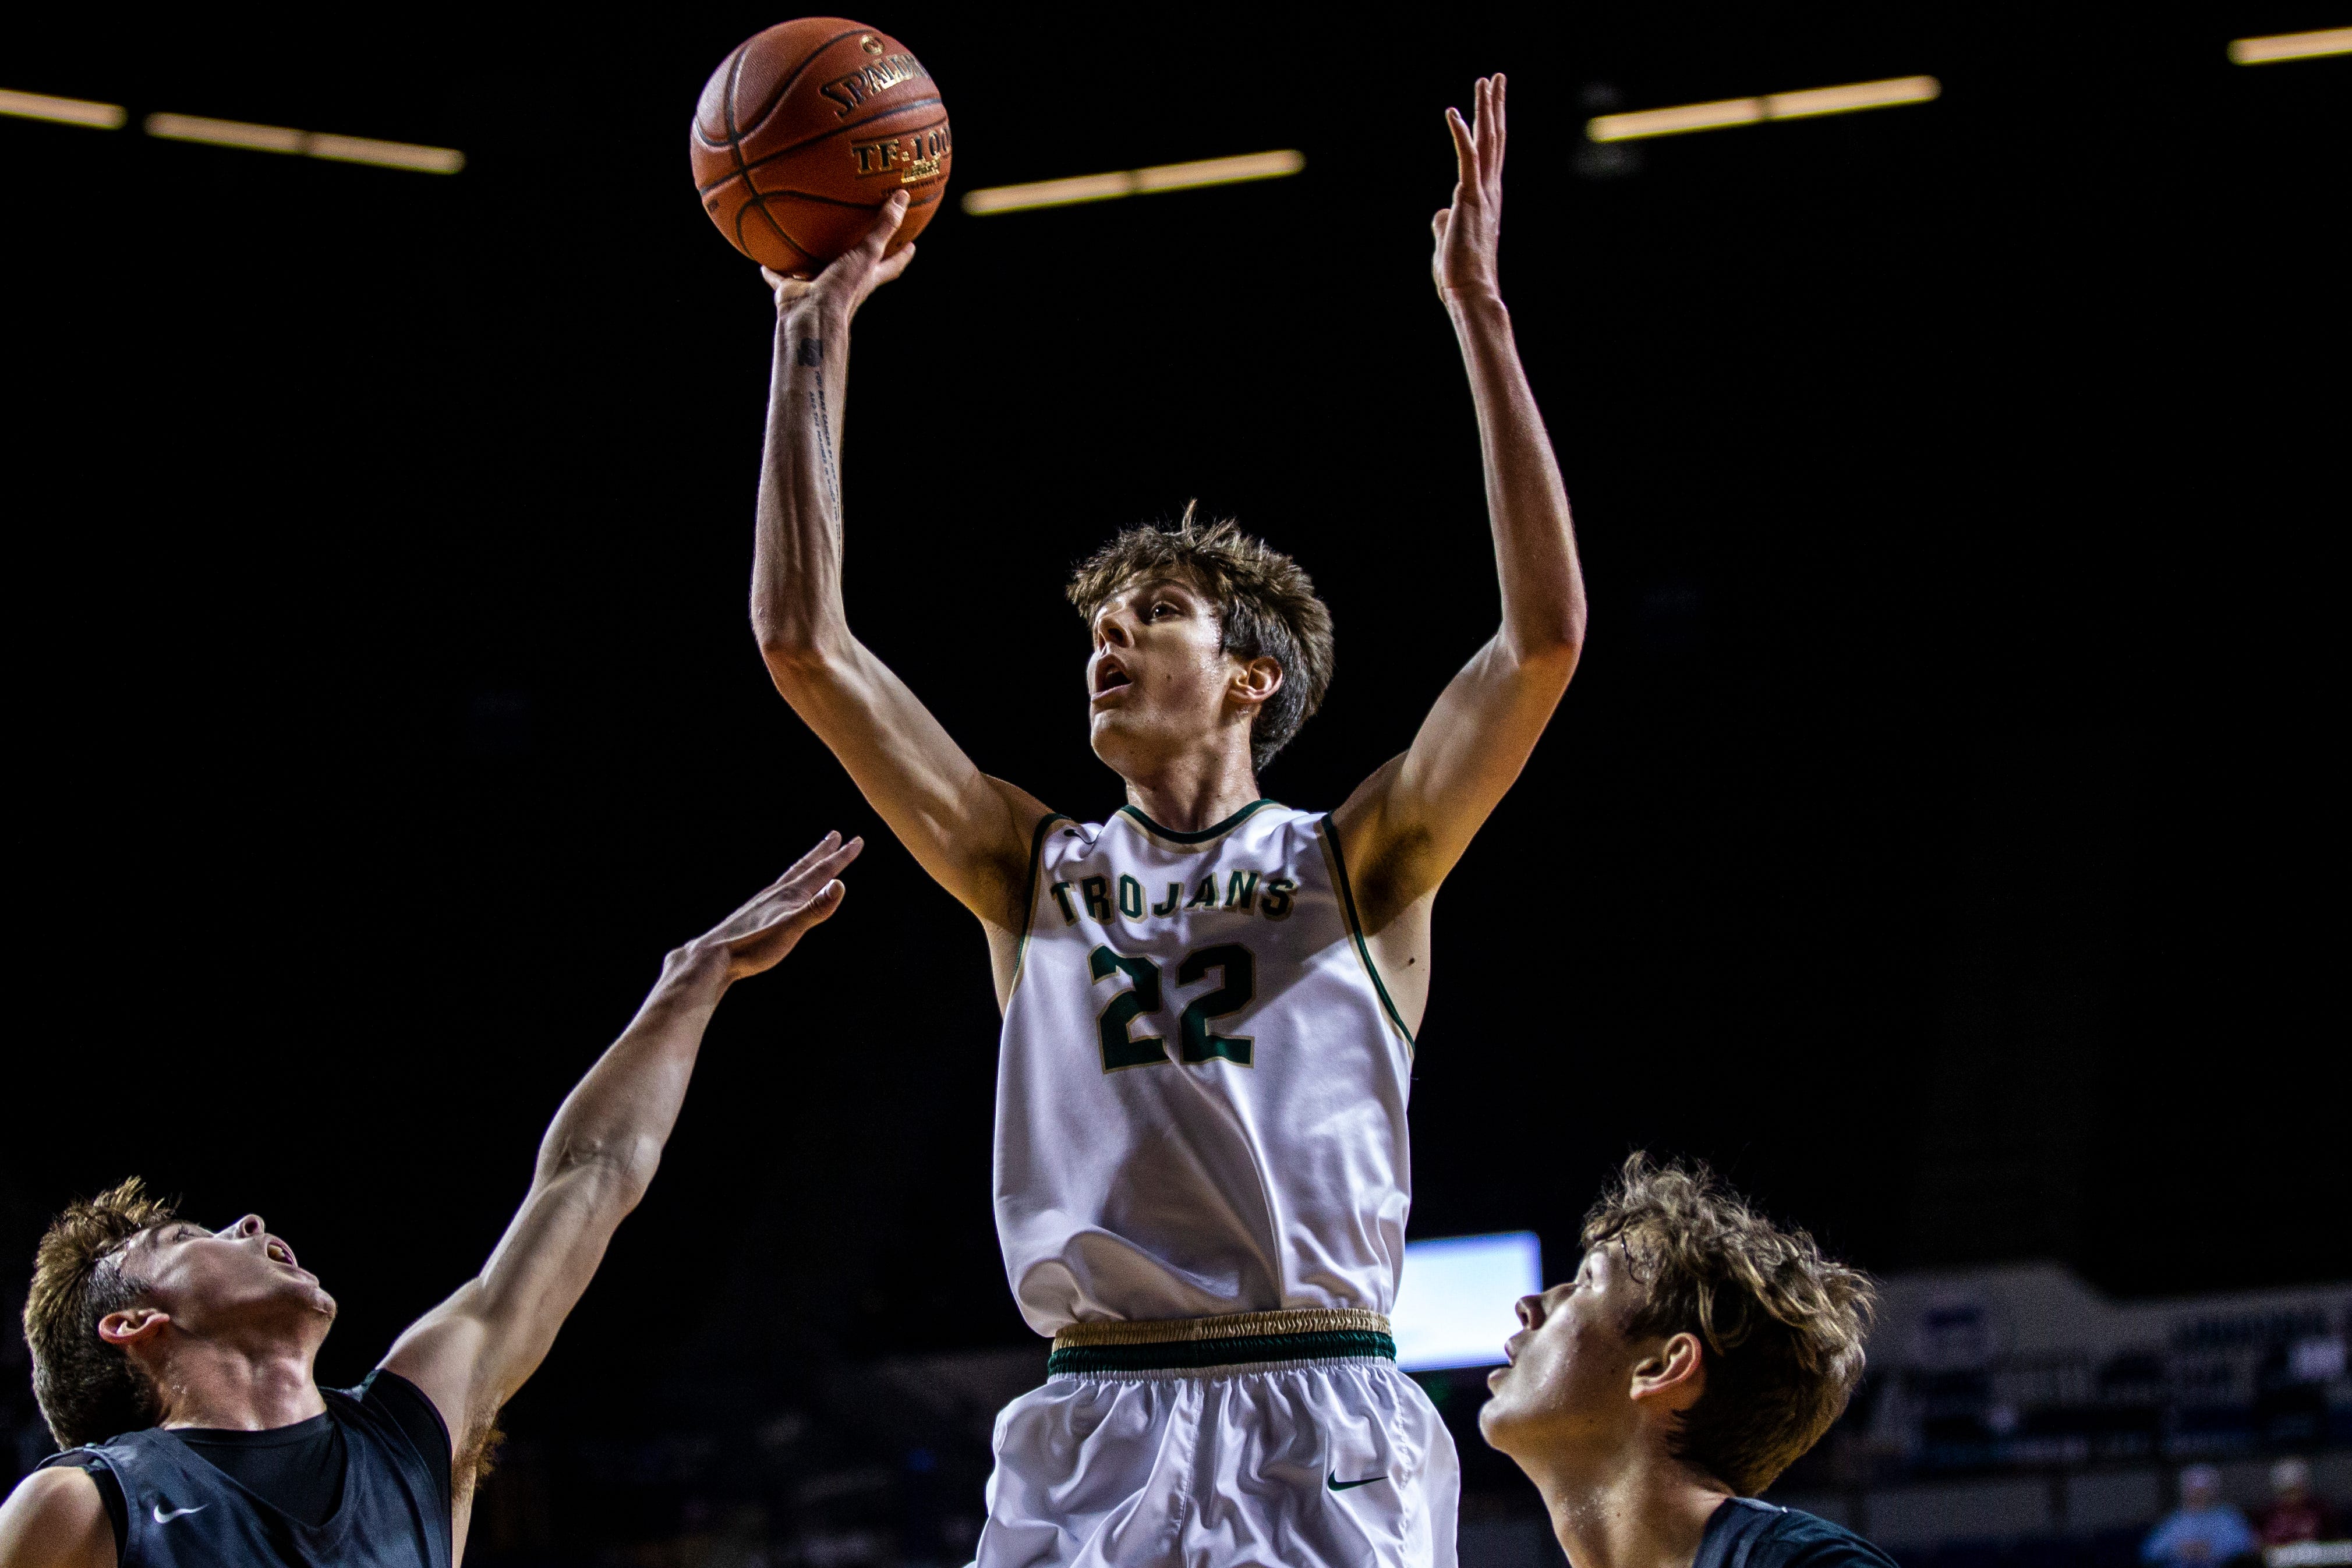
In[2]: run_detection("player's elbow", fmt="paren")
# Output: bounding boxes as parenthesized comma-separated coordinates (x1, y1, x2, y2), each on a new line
(1503, 624, 1583, 689)
(754, 617, 846, 693)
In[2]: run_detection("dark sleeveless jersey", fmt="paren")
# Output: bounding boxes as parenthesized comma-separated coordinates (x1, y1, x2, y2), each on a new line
(36, 1370, 452, 1568)
(1694, 1497, 1901, 1568)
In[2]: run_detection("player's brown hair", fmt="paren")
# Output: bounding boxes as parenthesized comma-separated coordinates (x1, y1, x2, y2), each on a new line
(1584, 1153, 1876, 1496)
(22, 1178, 178, 1449)
(1066, 503, 1335, 773)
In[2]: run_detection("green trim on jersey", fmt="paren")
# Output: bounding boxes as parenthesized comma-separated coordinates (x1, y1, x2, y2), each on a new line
(1048, 1326, 1396, 1375)
(1117, 798, 1278, 845)
(1010, 812, 1074, 999)
(1317, 815, 1416, 1050)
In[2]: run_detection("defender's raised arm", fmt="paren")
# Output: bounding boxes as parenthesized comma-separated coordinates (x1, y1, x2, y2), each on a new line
(380, 834, 860, 1560)
(749, 194, 1045, 968)
(1336, 75, 1586, 954)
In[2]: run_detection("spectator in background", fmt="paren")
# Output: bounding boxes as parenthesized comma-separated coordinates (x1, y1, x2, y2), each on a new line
(2256, 1458, 2344, 1548)
(2144, 1465, 2258, 1568)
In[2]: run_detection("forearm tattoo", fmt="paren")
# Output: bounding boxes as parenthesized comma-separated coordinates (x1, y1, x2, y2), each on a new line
(798, 337, 842, 526)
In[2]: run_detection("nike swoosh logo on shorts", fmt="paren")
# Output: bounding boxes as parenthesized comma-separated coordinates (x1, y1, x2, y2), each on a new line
(1327, 1471, 1385, 1491)
(153, 1503, 208, 1523)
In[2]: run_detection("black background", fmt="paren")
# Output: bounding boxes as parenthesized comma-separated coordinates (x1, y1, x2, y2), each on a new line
(3, 3, 2345, 1451)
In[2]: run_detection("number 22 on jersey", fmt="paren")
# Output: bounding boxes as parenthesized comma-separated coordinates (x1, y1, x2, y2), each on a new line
(1090, 943, 1256, 1071)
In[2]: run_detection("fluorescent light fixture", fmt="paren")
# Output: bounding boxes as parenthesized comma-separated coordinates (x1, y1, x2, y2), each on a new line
(1, 87, 126, 129)
(146, 113, 305, 153)
(1589, 75, 1940, 142)
(1392, 1231, 1543, 1372)
(2229, 26, 2352, 63)
(306, 133, 466, 174)
(1590, 95, 1763, 141)
(963, 148, 1303, 215)
(145, 112, 464, 173)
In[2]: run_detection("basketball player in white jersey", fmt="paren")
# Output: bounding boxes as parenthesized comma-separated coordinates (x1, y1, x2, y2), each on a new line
(750, 78, 1579, 1567)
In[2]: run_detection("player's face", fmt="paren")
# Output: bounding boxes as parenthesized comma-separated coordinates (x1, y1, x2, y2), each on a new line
(1087, 574, 1250, 776)
(1478, 1244, 1644, 1460)
(126, 1213, 336, 1333)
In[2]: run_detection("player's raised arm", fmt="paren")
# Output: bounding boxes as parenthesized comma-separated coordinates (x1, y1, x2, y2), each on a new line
(1335, 75, 1586, 935)
(379, 833, 860, 1559)
(749, 196, 1046, 943)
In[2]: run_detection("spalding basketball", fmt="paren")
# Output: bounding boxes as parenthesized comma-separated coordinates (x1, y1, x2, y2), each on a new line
(691, 19, 951, 276)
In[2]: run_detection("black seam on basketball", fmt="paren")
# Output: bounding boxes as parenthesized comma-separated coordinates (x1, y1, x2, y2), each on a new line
(701, 41, 741, 147)
(699, 104, 949, 194)
(733, 26, 876, 141)
(839, 94, 943, 125)
(734, 197, 804, 268)
(754, 185, 939, 210)
(741, 197, 818, 267)
(724, 43, 749, 183)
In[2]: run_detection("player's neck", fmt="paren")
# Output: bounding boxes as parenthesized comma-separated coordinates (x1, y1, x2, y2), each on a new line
(1120, 746, 1262, 834)
(153, 1327, 329, 1432)
(1527, 1440, 1729, 1568)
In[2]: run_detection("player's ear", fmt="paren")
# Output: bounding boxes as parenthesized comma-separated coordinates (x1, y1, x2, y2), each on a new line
(1628, 1331, 1705, 1412)
(1231, 656, 1283, 709)
(97, 1306, 171, 1347)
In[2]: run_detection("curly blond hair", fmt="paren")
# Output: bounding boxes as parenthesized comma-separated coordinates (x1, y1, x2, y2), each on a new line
(22, 1178, 178, 1449)
(1066, 502, 1335, 773)
(1583, 1153, 1876, 1496)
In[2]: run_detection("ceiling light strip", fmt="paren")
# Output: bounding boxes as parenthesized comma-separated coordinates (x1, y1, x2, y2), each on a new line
(1587, 75, 1940, 143)
(964, 148, 1304, 215)
(0, 87, 127, 128)
(2228, 26, 2352, 63)
(143, 112, 464, 172)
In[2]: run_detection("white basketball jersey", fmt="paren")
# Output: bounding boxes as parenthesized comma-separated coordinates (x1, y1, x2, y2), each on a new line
(995, 800, 1416, 1335)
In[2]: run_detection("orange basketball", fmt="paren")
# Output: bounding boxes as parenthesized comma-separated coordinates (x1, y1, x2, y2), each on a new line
(690, 19, 951, 277)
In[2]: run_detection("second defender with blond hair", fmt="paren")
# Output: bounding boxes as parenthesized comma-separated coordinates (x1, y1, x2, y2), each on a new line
(748, 77, 1579, 1567)
(1482, 1156, 1892, 1568)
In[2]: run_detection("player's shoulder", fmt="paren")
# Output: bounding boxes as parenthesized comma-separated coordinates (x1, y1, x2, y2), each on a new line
(0, 1462, 115, 1568)
(1702, 1498, 1900, 1568)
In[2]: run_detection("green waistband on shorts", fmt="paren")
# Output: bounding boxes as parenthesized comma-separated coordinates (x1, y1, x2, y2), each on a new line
(1046, 1308, 1396, 1375)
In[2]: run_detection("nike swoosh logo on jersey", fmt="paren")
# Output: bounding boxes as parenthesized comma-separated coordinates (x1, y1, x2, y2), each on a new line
(1328, 1471, 1385, 1491)
(153, 1503, 207, 1523)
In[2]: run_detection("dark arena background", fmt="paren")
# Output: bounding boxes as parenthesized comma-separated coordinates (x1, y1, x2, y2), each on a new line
(3, 6, 2346, 1567)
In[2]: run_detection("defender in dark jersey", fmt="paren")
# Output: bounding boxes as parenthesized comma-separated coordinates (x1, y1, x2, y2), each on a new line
(1480, 1155, 1895, 1568)
(0, 832, 864, 1568)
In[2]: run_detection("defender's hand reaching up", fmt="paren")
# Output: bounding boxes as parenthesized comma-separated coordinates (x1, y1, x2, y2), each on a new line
(763, 192, 916, 321)
(674, 831, 864, 983)
(1432, 75, 1506, 303)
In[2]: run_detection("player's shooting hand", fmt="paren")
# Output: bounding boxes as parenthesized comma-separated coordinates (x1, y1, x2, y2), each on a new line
(763, 191, 917, 321)
(1432, 75, 1506, 303)
(678, 831, 864, 983)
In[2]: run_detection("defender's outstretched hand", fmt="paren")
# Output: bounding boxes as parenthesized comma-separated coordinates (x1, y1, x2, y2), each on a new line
(380, 826, 866, 1558)
(763, 192, 916, 319)
(1433, 75, 1506, 302)
(681, 831, 864, 982)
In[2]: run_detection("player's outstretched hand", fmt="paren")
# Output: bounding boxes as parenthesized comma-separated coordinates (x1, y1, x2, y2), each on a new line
(1432, 74, 1506, 303)
(764, 191, 916, 320)
(679, 831, 864, 983)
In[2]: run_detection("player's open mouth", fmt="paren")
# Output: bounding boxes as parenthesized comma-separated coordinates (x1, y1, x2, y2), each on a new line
(1092, 663, 1133, 699)
(266, 1238, 299, 1269)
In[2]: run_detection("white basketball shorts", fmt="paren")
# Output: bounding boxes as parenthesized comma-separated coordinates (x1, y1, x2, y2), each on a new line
(971, 1315, 1458, 1568)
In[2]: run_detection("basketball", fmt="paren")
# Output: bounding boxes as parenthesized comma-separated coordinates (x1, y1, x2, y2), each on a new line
(690, 18, 952, 277)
